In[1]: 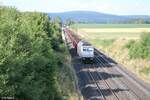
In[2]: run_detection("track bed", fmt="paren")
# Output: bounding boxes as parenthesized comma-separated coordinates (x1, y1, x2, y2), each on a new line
(69, 48, 150, 100)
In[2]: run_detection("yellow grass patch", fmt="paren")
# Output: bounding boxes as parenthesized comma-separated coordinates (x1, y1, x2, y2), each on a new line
(78, 29, 141, 40)
(80, 28, 150, 33)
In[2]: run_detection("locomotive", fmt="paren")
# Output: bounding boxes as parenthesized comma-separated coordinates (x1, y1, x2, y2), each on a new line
(77, 40, 94, 61)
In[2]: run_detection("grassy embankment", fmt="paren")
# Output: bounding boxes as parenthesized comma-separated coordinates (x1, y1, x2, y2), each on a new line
(71, 24, 150, 83)
(57, 50, 80, 100)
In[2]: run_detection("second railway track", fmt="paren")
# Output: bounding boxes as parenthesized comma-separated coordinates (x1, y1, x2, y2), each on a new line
(94, 49, 141, 100)
(83, 63, 120, 100)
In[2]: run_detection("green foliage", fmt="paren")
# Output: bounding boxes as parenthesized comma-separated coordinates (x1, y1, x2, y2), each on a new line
(124, 40, 136, 49)
(127, 33, 150, 59)
(91, 39, 115, 47)
(65, 19, 75, 26)
(128, 18, 150, 24)
(0, 6, 66, 100)
(140, 67, 150, 75)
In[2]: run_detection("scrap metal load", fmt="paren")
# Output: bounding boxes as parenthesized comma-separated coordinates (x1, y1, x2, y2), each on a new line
(63, 28, 80, 48)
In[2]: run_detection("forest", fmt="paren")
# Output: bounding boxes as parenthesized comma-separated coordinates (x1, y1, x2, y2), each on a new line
(0, 6, 76, 100)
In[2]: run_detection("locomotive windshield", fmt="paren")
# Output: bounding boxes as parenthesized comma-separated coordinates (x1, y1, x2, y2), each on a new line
(83, 47, 93, 52)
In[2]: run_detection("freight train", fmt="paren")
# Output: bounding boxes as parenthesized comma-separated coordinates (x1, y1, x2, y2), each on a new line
(63, 28, 94, 62)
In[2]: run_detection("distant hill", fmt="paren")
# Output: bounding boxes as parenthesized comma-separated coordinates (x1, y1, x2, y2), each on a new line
(48, 11, 150, 23)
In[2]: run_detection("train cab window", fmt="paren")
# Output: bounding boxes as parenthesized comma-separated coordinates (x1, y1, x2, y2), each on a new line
(87, 48, 93, 52)
(83, 48, 86, 51)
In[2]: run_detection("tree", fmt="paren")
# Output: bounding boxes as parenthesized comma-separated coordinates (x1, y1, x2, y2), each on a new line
(0, 6, 65, 100)
(65, 18, 75, 26)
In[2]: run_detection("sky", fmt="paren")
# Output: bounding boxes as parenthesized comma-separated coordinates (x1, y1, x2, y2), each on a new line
(1, 0, 150, 15)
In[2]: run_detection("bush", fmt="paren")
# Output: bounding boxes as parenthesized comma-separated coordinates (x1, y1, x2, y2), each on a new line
(128, 33, 150, 59)
(140, 67, 150, 75)
(124, 40, 136, 49)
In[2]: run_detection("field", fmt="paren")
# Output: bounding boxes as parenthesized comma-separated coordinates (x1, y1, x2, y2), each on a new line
(71, 24, 150, 28)
(72, 24, 150, 83)
(72, 24, 150, 40)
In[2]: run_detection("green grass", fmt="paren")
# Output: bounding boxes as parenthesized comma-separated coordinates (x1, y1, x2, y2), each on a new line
(90, 39, 115, 47)
(71, 24, 150, 29)
(140, 67, 150, 75)
(124, 40, 136, 49)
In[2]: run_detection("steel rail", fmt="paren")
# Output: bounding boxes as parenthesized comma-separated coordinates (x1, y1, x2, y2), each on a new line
(94, 49, 141, 100)
(89, 60, 120, 100)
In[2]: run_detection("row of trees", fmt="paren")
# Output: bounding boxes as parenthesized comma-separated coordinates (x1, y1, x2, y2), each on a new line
(69, 19, 150, 24)
(128, 18, 150, 24)
(0, 6, 66, 100)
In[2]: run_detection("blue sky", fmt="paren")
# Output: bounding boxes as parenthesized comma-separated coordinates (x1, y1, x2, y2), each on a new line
(1, 0, 150, 15)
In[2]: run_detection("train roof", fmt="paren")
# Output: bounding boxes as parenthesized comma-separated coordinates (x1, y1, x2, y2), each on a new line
(79, 40, 91, 46)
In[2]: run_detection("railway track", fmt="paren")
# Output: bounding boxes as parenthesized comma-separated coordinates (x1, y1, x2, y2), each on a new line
(80, 63, 121, 100)
(95, 49, 150, 99)
(87, 64, 120, 100)
(94, 50, 140, 100)
(70, 48, 150, 100)
(81, 53, 135, 99)
(64, 28, 150, 100)
(85, 64, 106, 100)
(72, 50, 121, 99)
